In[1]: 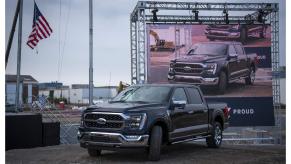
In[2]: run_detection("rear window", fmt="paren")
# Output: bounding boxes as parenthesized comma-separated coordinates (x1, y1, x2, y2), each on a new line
(187, 88, 203, 104)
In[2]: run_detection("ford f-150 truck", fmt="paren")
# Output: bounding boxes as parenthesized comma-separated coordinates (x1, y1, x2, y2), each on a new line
(78, 84, 230, 161)
(204, 24, 267, 43)
(168, 42, 258, 94)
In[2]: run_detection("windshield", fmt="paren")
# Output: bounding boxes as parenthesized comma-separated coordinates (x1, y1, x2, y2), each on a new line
(111, 86, 171, 104)
(187, 43, 227, 56)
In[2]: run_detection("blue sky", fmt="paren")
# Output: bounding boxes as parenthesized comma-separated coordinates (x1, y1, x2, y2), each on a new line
(5, 0, 286, 86)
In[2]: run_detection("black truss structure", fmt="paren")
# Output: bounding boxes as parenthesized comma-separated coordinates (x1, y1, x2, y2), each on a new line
(130, 1, 281, 143)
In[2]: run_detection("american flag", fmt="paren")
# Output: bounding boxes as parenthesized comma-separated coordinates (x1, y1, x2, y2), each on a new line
(27, 2, 53, 49)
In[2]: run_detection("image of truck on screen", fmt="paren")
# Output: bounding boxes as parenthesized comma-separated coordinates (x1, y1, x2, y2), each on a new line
(204, 24, 267, 44)
(168, 41, 259, 94)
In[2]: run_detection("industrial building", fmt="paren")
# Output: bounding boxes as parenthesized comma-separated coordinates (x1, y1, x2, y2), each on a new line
(5, 74, 38, 105)
(39, 84, 117, 104)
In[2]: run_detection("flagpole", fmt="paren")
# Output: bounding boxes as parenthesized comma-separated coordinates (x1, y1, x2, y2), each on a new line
(15, 0, 23, 112)
(5, 0, 20, 68)
(89, 0, 93, 105)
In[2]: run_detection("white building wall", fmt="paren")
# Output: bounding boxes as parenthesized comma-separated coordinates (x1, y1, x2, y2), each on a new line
(82, 88, 118, 100)
(53, 89, 70, 100)
(39, 90, 50, 97)
(39, 87, 118, 104)
(6, 83, 23, 105)
(28, 84, 32, 103)
(69, 89, 84, 104)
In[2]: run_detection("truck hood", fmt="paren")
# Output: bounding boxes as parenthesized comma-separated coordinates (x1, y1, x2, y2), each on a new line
(174, 54, 226, 63)
(206, 25, 233, 30)
(85, 102, 166, 113)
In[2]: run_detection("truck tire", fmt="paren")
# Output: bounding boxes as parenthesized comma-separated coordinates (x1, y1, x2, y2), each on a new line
(259, 26, 266, 38)
(259, 31, 265, 38)
(87, 148, 101, 157)
(148, 126, 162, 161)
(240, 27, 247, 44)
(217, 72, 227, 94)
(206, 121, 223, 148)
(245, 67, 255, 85)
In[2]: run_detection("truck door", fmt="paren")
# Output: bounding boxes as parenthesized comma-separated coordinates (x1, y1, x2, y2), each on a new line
(185, 87, 209, 134)
(227, 44, 240, 79)
(234, 44, 249, 77)
(169, 87, 197, 139)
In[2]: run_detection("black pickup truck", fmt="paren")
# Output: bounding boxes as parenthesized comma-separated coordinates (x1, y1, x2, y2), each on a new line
(168, 42, 258, 94)
(78, 84, 230, 161)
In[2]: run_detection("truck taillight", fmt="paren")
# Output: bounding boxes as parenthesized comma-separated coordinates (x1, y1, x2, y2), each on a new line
(223, 106, 231, 119)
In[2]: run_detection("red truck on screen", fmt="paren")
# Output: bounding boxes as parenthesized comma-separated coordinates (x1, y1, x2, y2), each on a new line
(204, 24, 267, 43)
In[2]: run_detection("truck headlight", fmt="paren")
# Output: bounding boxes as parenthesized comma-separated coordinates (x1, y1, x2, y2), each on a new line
(126, 113, 147, 130)
(169, 62, 175, 72)
(205, 63, 217, 74)
(170, 62, 175, 67)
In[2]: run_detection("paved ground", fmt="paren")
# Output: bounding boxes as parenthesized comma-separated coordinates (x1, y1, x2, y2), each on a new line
(6, 143, 285, 164)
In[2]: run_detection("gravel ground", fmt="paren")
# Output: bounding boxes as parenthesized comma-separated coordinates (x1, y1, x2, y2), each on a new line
(6, 143, 285, 164)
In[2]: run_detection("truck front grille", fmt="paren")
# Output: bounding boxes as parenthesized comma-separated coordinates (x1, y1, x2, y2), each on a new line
(84, 113, 125, 130)
(82, 134, 120, 143)
(174, 63, 204, 74)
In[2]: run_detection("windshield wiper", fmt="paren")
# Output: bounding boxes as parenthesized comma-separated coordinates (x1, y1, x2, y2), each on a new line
(127, 101, 150, 104)
(109, 100, 126, 103)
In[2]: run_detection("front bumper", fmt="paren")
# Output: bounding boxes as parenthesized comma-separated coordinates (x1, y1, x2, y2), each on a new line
(78, 131, 149, 148)
(168, 74, 219, 85)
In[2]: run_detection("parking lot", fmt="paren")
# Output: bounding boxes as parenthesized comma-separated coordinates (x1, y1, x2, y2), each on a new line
(6, 143, 285, 164)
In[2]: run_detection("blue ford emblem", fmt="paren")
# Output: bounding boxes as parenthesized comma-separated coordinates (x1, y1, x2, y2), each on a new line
(96, 118, 107, 124)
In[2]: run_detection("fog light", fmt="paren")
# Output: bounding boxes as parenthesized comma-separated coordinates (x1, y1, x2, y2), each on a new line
(168, 75, 174, 80)
(204, 78, 216, 82)
(125, 135, 140, 140)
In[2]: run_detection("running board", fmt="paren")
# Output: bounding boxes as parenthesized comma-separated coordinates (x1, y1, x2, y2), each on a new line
(171, 135, 211, 145)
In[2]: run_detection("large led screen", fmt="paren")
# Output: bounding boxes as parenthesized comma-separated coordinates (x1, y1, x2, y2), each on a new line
(147, 24, 274, 126)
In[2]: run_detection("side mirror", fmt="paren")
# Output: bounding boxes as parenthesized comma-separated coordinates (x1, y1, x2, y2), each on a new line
(171, 100, 187, 110)
(229, 53, 238, 58)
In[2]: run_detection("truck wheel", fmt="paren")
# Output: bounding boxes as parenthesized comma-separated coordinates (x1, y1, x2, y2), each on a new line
(245, 67, 255, 85)
(148, 126, 162, 161)
(87, 148, 101, 157)
(240, 27, 247, 44)
(206, 121, 223, 148)
(259, 31, 265, 38)
(217, 72, 227, 94)
(259, 27, 266, 38)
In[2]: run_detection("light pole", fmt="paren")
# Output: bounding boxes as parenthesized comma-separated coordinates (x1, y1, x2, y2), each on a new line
(15, 0, 23, 112)
(89, 0, 93, 105)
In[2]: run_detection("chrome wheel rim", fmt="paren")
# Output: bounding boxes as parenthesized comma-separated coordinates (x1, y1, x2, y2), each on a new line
(214, 125, 222, 145)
